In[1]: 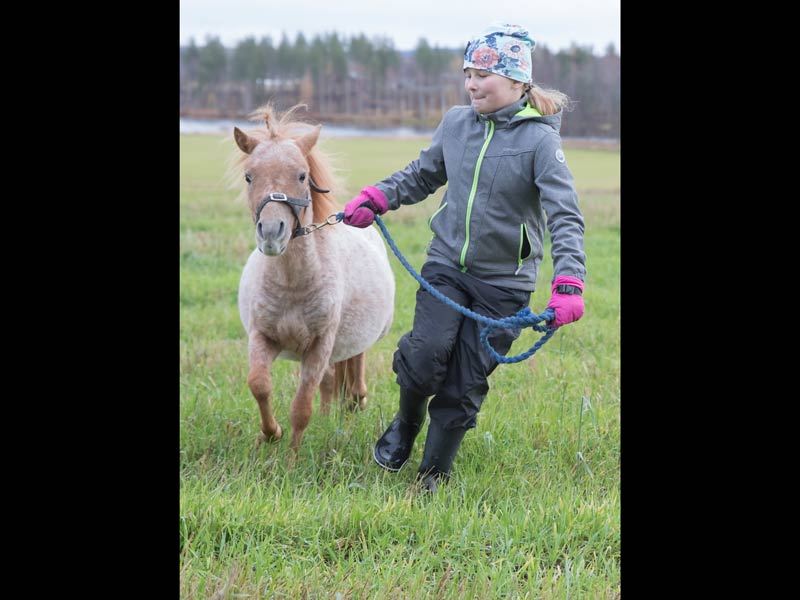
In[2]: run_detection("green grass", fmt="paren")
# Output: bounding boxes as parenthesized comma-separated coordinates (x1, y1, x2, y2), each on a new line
(180, 132, 620, 599)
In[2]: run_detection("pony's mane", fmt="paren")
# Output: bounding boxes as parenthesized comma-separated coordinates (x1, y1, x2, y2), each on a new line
(226, 103, 345, 221)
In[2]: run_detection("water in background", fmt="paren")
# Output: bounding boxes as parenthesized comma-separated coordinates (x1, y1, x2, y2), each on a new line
(180, 118, 433, 137)
(180, 118, 619, 149)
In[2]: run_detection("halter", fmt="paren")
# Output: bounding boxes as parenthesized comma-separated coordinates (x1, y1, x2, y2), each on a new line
(254, 177, 330, 239)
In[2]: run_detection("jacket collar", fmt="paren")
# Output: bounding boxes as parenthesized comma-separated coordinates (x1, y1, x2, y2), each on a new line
(474, 96, 529, 128)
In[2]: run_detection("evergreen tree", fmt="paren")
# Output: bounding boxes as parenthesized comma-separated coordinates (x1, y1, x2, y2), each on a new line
(259, 36, 277, 79)
(197, 35, 227, 88)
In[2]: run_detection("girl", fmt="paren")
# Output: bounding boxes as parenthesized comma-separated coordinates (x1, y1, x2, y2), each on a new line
(343, 23, 586, 492)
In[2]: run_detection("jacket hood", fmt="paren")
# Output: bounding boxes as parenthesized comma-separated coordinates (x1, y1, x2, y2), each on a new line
(473, 96, 562, 132)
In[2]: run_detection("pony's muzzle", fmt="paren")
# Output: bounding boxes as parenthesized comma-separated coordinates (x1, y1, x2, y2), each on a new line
(257, 219, 286, 240)
(256, 218, 289, 255)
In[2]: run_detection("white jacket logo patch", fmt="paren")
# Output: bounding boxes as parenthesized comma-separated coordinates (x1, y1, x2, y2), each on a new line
(555, 149, 566, 163)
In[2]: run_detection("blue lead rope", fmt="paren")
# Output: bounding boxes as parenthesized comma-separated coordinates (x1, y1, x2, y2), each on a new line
(335, 211, 557, 363)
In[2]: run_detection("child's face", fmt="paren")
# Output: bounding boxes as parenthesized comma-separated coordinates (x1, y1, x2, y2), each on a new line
(463, 68, 524, 114)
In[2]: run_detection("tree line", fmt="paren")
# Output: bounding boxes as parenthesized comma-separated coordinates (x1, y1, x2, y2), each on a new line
(180, 33, 619, 138)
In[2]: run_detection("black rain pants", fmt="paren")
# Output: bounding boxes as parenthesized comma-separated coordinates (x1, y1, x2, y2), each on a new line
(392, 261, 531, 431)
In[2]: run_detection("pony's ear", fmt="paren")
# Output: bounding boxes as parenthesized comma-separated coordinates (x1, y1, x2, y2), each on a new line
(234, 127, 259, 154)
(294, 125, 321, 156)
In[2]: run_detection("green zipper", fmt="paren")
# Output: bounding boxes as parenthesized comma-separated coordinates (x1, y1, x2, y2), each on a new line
(428, 202, 447, 229)
(459, 119, 494, 271)
(515, 223, 533, 275)
(516, 224, 525, 274)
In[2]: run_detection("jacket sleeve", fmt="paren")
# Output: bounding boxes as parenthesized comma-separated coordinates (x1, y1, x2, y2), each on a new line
(374, 115, 448, 210)
(533, 132, 587, 281)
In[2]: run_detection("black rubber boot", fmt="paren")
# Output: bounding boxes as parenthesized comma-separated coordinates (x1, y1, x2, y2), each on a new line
(416, 419, 468, 492)
(373, 387, 428, 471)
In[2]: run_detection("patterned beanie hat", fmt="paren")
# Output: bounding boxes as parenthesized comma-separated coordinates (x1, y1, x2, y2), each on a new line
(463, 23, 535, 84)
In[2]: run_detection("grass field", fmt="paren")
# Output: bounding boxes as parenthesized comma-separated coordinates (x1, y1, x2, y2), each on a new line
(180, 131, 620, 599)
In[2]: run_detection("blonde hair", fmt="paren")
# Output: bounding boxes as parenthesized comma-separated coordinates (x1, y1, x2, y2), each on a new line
(524, 83, 571, 116)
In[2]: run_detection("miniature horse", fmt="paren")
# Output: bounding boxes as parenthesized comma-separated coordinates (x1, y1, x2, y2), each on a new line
(232, 104, 395, 456)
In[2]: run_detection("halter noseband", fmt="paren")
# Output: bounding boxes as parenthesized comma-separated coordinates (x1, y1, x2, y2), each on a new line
(254, 177, 330, 239)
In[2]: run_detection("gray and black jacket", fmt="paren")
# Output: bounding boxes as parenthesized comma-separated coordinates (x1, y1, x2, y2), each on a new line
(375, 96, 586, 291)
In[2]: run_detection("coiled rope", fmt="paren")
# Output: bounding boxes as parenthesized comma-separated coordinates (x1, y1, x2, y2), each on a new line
(334, 212, 557, 363)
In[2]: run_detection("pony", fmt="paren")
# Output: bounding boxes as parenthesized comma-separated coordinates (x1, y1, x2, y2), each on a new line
(231, 104, 395, 456)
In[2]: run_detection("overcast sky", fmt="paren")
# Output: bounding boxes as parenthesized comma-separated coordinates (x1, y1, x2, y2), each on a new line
(180, 0, 620, 55)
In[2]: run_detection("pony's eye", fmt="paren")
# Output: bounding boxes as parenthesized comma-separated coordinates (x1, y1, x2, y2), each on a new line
(244, 173, 252, 184)
(299, 172, 306, 183)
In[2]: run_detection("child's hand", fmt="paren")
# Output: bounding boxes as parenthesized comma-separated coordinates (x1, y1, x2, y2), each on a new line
(546, 275, 585, 327)
(342, 186, 388, 228)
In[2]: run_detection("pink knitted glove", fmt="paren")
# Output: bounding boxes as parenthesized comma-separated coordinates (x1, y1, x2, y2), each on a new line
(546, 275, 585, 327)
(342, 186, 388, 228)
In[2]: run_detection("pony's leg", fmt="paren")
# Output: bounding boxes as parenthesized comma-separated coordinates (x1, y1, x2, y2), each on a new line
(247, 332, 282, 444)
(336, 353, 368, 411)
(290, 337, 335, 455)
(319, 364, 335, 415)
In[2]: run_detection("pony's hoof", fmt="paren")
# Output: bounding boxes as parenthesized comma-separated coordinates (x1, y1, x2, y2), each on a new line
(345, 396, 367, 412)
(256, 425, 282, 445)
